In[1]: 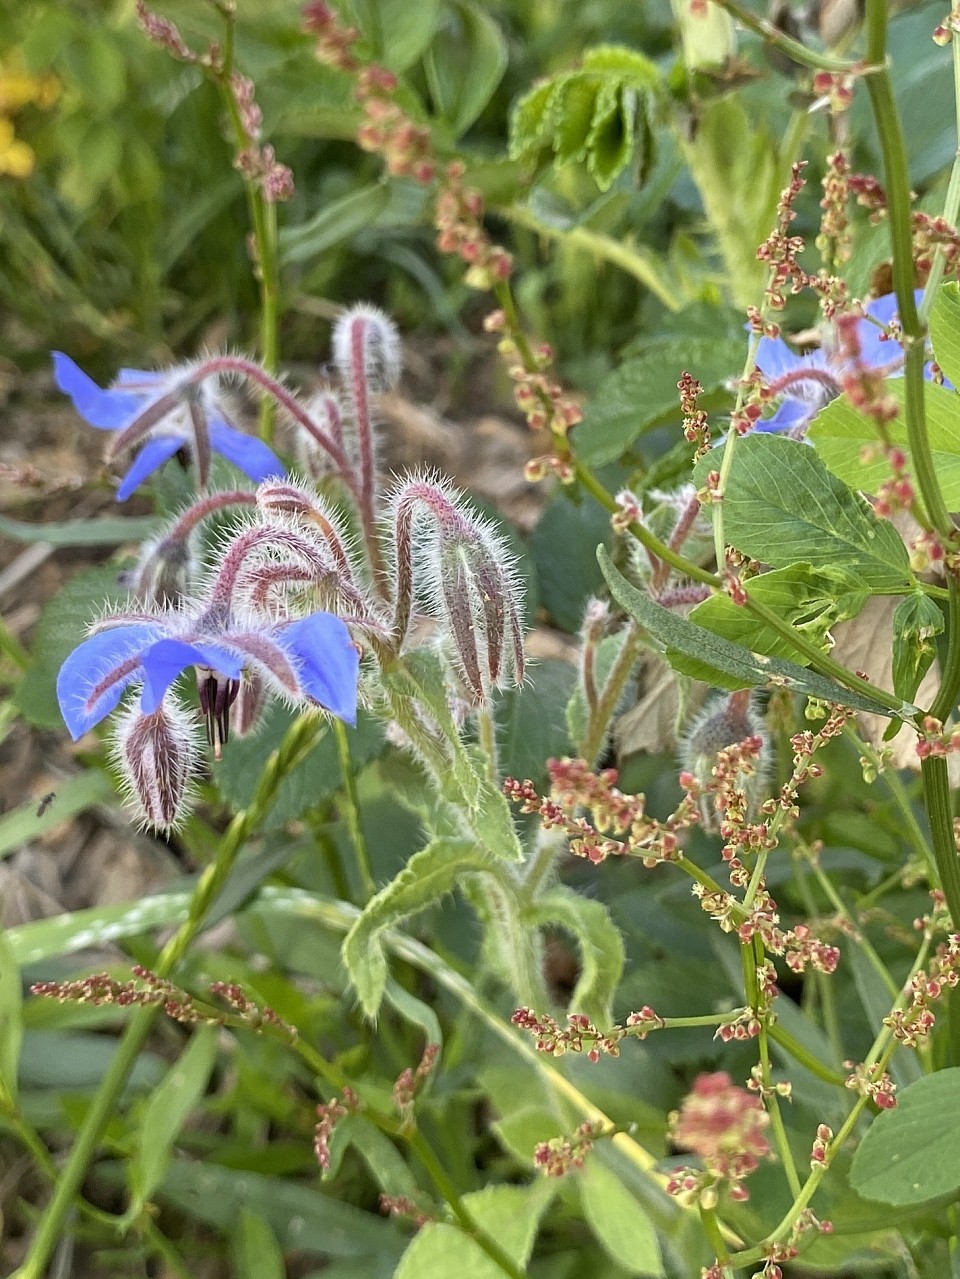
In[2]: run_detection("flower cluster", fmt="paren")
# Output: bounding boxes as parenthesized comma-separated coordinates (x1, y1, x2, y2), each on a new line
(393, 1043, 440, 1125)
(313, 1087, 362, 1171)
(667, 1072, 771, 1203)
(533, 1121, 606, 1177)
(885, 933, 960, 1046)
(378, 1195, 436, 1228)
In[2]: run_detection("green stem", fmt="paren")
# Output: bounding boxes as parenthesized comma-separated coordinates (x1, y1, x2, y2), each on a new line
(332, 718, 377, 901)
(758, 1022, 803, 1198)
(407, 1130, 530, 1279)
(790, 852, 845, 1072)
(217, 12, 280, 444)
(921, 755, 960, 931)
(919, 37, 960, 321)
(500, 204, 681, 311)
(13, 715, 325, 1279)
(700, 1204, 734, 1277)
(709, 0, 863, 72)
(846, 726, 937, 882)
(581, 623, 643, 766)
(806, 852, 898, 1002)
(767, 1023, 848, 1087)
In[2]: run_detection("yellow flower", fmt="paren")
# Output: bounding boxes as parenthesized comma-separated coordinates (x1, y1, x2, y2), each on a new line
(0, 65, 59, 180)
(0, 115, 34, 178)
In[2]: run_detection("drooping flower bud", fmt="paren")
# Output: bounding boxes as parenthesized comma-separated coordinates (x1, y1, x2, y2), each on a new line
(386, 472, 525, 702)
(113, 695, 201, 831)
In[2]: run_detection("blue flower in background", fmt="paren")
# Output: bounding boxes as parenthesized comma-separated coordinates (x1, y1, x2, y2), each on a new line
(753, 290, 941, 435)
(57, 606, 360, 751)
(53, 352, 284, 500)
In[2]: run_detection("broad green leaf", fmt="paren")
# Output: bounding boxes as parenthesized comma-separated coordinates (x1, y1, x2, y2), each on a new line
(14, 565, 128, 728)
(279, 182, 390, 266)
(892, 593, 943, 703)
(929, 280, 960, 389)
(527, 886, 624, 1027)
(344, 1115, 419, 1199)
(424, 0, 508, 135)
(809, 379, 960, 511)
(687, 563, 868, 666)
(132, 1026, 218, 1211)
(579, 1161, 663, 1276)
(0, 932, 22, 1107)
(159, 1159, 403, 1269)
(850, 1069, 960, 1205)
(0, 514, 158, 546)
(492, 1104, 562, 1165)
(598, 547, 916, 720)
(393, 1182, 554, 1279)
(232, 1209, 285, 1279)
(0, 771, 115, 860)
(216, 705, 385, 828)
(342, 839, 488, 1016)
(495, 658, 576, 784)
(574, 336, 742, 466)
(350, 0, 441, 70)
(694, 434, 913, 590)
(531, 493, 612, 632)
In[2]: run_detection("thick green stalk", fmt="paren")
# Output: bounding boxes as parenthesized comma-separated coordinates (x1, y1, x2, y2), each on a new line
(13, 715, 325, 1279)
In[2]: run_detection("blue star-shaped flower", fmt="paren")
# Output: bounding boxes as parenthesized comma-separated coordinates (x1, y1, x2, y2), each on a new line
(53, 353, 284, 500)
(57, 607, 359, 750)
(753, 290, 944, 435)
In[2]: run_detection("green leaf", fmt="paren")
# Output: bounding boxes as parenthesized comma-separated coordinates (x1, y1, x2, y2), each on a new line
(892, 593, 944, 703)
(279, 183, 390, 266)
(574, 337, 742, 467)
(342, 839, 488, 1016)
(527, 886, 624, 1026)
(687, 563, 868, 666)
(132, 1026, 218, 1212)
(929, 280, 960, 388)
(850, 1069, 960, 1205)
(14, 566, 128, 728)
(530, 494, 613, 632)
(552, 75, 600, 163)
(159, 1159, 403, 1269)
(0, 931, 22, 1107)
(343, 1116, 419, 1199)
(424, 0, 508, 135)
(495, 659, 576, 784)
(579, 1161, 663, 1276)
(349, 0, 442, 70)
(0, 771, 116, 860)
(597, 547, 916, 719)
(0, 514, 158, 546)
(393, 1182, 554, 1279)
(587, 83, 636, 192)
(809, 379, 960, 512)
(232, 1210, 285, 1279)
(508, 79, 555, 159)
(216, 705, 384, 829)
(6, 892, 193, 967)
(694, 434, 913, 590)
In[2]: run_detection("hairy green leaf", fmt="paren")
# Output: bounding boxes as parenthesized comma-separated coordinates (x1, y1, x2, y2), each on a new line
(598, 547, 916, 719)
(527, 886, 624, 1026)
(343, 839, 487, 1016)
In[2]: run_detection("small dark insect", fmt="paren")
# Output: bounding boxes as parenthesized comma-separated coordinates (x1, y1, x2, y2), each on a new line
(36, 792, 56, 818)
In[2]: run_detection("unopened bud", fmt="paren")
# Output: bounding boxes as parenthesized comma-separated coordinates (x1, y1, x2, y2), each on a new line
(333, 304, 402, 394)
(113, 696, 200, 831)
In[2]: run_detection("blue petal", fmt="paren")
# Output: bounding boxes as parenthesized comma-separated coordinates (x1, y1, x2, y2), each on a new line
(209, 418, 285, 483)
(754, 399, 814, 434)
(52, 352, 145, 430)
(57, 623, 163, 740)
(116, 435, 186, 502)
(139, 639, 246, 714)
(278, 613, 359, 724)
(754, 336, 803, 380)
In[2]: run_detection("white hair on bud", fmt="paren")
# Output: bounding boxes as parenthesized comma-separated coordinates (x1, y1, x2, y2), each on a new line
(112, 693, 202, 832)
(332, 304, 402, 394)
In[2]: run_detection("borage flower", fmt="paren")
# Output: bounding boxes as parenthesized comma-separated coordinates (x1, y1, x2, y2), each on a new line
(753, 290, 941, 436)
(57, 589, 359, 828)
(53, 352, 284, 499)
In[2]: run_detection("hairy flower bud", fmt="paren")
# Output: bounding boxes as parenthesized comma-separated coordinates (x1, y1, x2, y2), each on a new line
(680, 690, 770, 829)
(386, 472, 525, 702)
(113, 695, 201, 831)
